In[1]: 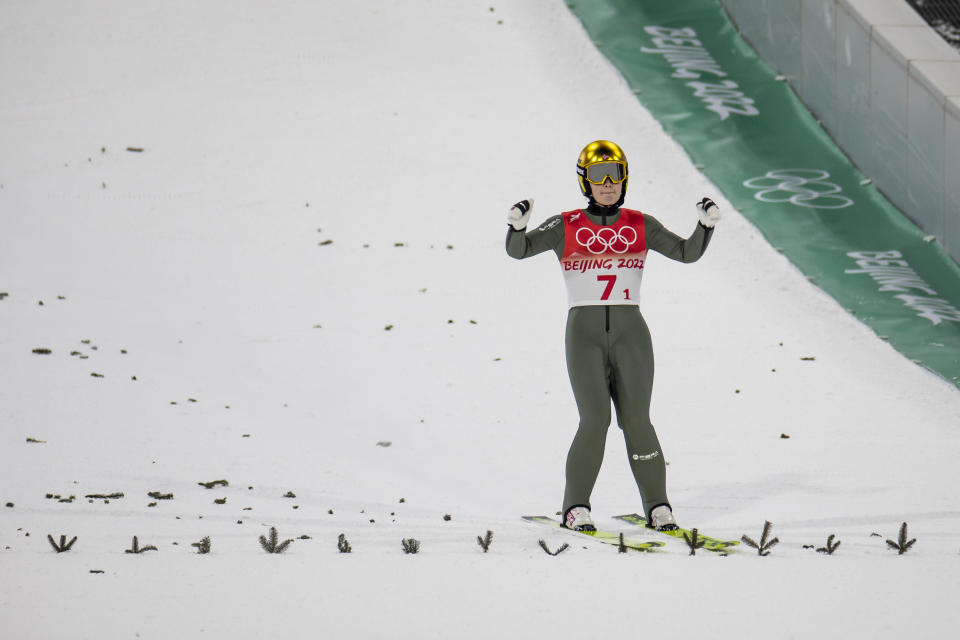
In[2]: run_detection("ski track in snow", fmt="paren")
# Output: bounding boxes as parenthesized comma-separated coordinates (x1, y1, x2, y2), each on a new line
(2, 1, 959, 638)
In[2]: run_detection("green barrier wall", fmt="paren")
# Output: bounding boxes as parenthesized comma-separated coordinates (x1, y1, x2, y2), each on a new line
(568, 0, 960, 389)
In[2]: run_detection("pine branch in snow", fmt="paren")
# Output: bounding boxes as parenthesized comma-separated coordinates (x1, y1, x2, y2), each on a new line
(47, 534, 77, 553)
(125, 536, 158, 554)
(337, 533, 352, 553)
(816, 534, 841, 555)
(191, 537, 211, 554)
(684, 528, 706, 556)
(886, 522, 916, 555)
(477, 530, 493, 553)
(259, 527, 293, 554)
(197, 479, 229, 489)
(741, 521, 779, 556)
(401, 538, 421, 554)
(538, 540, 569, 556)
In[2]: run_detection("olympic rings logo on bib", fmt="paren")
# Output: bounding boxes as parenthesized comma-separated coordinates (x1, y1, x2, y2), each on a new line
(575, 226, 638, 254)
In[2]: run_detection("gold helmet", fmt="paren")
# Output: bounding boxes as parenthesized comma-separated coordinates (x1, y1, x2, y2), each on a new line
(576, 140, 628, 199)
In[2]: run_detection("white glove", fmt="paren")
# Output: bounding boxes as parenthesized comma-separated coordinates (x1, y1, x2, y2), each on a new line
(696, 197, 720, 228)
(507, 198, 533, 230)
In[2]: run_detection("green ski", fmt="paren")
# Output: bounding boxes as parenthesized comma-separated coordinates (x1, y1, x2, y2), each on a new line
(613, 513, 739, 552)
(522, 515, 664, 552)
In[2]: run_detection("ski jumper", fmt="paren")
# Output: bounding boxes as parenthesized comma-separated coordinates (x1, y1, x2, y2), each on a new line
(505, 204, 713, 521)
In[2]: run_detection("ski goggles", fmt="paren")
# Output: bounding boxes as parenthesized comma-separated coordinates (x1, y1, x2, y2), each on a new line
(579, 161, 627, 185)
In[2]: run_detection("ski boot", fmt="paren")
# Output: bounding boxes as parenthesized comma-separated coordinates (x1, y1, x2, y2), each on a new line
(649, 504, 679, 531)
(564, 506, 596, 532)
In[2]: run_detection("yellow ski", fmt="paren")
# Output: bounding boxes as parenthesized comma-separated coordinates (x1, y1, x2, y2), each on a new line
(613, 513, 739, 552)
(522, 515, 664, 552)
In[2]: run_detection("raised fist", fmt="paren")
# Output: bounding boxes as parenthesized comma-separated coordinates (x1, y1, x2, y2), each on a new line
(696, 197, 720, 228)
(507, 199, 534, 230)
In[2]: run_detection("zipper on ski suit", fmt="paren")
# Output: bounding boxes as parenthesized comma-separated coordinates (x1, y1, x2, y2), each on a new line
(602, 210, 610, 333)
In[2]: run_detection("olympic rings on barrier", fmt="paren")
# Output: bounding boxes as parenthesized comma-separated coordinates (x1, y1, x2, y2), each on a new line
(742, 169, 854, 210)
(575, 225, 638, 254)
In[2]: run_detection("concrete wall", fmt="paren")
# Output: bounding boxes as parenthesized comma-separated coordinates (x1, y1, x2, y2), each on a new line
(719, 0, 960, 266)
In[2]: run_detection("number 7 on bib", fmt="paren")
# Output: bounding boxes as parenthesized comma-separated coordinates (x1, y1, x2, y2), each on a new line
(597, 274, 616, 300)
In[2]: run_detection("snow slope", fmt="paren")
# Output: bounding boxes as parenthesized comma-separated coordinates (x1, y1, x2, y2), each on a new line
(2, 1, 959, 638)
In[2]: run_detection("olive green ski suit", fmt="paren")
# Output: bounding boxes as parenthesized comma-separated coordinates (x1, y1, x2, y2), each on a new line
(505, 203, 713, 521)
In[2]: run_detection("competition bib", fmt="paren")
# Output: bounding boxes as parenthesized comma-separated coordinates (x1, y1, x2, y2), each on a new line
(560, 209, 647, 307)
